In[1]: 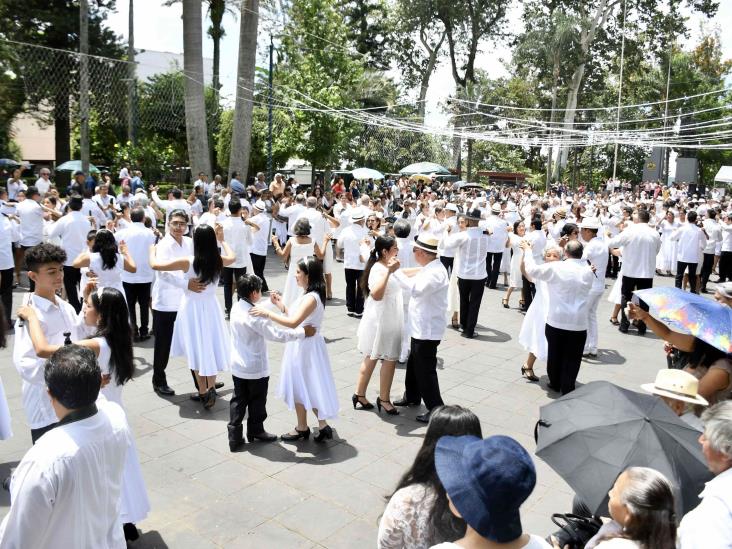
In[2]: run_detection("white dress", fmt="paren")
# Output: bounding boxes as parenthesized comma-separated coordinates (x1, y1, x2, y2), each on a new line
(357, 263, 403, 361)
(508, 234, 523, 289)
(608, 268, 623, 305)
(656, 219, 679, 272)
(89, 252, 125, 297)
(446, 255, 460, 316)
(0, 376, 12, 440)
(95, 337, 150, 524)
(278, 292, 339, 420)
(518, 280, 549, 361)
(170, 258, 231, 376)
(282, 240, 315, 308)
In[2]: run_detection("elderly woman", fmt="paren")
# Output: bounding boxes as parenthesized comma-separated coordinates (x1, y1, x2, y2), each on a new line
(678, 401, 732, 548)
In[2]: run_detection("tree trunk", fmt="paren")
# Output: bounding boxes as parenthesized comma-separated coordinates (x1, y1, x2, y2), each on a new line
(417, 29, 446, 122)
(546, 60, 560, 190)
(228, 0, 259, 182)
(212, 34, 221, 93)
(183, 0, 212, 178)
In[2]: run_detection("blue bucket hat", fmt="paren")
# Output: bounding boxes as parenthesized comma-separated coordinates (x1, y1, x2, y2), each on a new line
(435, 435, 536, 543)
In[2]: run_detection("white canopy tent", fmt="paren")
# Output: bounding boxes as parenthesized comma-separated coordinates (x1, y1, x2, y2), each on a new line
(714, 166, 732, 184)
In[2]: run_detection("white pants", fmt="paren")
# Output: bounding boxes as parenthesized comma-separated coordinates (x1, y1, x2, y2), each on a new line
(584, 291, 603, 354)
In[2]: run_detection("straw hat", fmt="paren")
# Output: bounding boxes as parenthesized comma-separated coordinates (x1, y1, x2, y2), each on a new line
(641, 369, 709, 406)
(412, 234, 439, 253)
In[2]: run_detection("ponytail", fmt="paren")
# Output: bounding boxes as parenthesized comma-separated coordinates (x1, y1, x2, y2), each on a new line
(359, 236, 396, 298)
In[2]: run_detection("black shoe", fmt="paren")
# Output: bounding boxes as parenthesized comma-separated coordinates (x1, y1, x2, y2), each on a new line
(351, 394, 374, 410)
(229, 439, 246, 452)
(189, 393, 202, 402)
(460, 331, 475, 339)
(376, 397, 399, 415)
(618, 323, 630, 334)
(203, 387, 216, 409)
(393, 397, 419, 407)
(215, 381, 224, 389)
(248, 431, 278, 443)
(637, 328, 646, 336)
(314, 425, 333, 442)
(281, 428, 310, 441)
(153, 384, 175, 396)
(225, 311, 230, 321)
(123, 523, 140, 541)
(138, 333, 151, 342)
(547, 383, 560, 392)
(415, 412, 431, 423)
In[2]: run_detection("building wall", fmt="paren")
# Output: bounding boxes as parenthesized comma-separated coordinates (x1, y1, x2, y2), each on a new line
(11, 113, 55, 164)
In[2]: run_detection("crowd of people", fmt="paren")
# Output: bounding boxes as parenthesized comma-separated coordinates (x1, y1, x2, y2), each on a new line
(0, 164, 730, 547)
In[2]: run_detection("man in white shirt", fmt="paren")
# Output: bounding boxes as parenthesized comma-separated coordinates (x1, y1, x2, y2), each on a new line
(700, 209, 722, 293)
(150, 185, 192, 230)
(393, 235, 449, 423)
(522, 239, 593, 395)
(45, 194, 92, 312)
(579, 218, 609, 358)
(299, 196, 335, 292)
(671, 210, 707, 294)
(227, 274, 315, 451)
(677, 401, 732, 549)
(336, 209, 368, 317)
(0, 345, 131, 549)
(34, 168, 51, 195)
(118, 163, 130, 181)
(279, 194, 306, 237)
(92, 183, 115, 220)
(115, 208, 157, 341)
(522, 217, 547, 311)
(608, 208, 661, 335)
(249, 200, 271, 292)
(16, 186, 47, 291)
(0, 208, 19, 326)
(443, 209, 489, 339)
(221, 198, 255, 318)
(482, 203, 508, 289)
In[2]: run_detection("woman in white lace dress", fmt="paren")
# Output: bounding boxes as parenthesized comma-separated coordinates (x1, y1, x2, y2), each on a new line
(271, 218, 325, 308)
(378, 405, 483, 549)
(353, 236, 402, 415)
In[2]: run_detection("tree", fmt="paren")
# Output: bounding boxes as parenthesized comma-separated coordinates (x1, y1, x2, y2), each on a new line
(0, 43, 25, 157)
(182, 0, 213, 177)
(339, 0, 391, 70)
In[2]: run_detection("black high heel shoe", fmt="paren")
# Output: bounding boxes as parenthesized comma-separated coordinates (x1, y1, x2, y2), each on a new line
(351, 394, 374, 410)
(204, 387, 216, 409)
(281, 428, 310, 441)
(376, 397, 399, 415)
(521, 364, 539, 382)
(314, 425, 333, 442)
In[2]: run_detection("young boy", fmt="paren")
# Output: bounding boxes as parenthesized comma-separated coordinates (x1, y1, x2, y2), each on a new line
(228, 274, 315, 451)
(13, 243, 81, 443)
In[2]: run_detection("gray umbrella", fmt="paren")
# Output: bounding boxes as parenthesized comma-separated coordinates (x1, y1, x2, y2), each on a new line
(535, 380, 711, 516)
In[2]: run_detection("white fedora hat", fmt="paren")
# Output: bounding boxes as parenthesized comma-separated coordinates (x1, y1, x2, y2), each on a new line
(578, 217, 602, 230)
(412, 234, 439, 254)
(641, 369, 709, 406)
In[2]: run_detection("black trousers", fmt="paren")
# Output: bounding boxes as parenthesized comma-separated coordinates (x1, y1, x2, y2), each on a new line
(521, 275, 535, 311)
(458, 277, 485, 336)
(250, 253, 269, 292)
(675, 262, 698, 294)
(0, 267, 13, 325)
(228, 376, 269, 442)
(152, 310, 177, 387)
(606, 253, 620, 278)
(440, 256, 454, 277)
(700, 253, 715, 290)
(344, 268, 364, 313)
(620, 276, 653, 331)
(404, 338, 444, 410)
(62, 266, 83, 313)
(123, 282, 151, 335)
(719, 251, 732, 283)
(31, 422, 58, 444)
(222, 266, 247, 313)
(545, 324, 586, 395)
(485, 252, 502, 288)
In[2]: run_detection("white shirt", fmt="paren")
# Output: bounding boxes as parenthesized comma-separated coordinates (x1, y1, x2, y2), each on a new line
(482, 215, 509, 253)
(279, 203, 306, 236)
(45, 211, 92, 267)
(0, 215, 20, 270)
(607, 223, 661, 279)
(34, 177, 51, 195)
(6, 179, 26, 200)
(338, 223, 368, 270)
(151, 234, 193, 312)
(582, 236, 609, 293)
(13, 295, 81, 429)
(82, 197, 107, 229)
(0, 400, 131, 549)
(229, 300, 305, 379)
(249, 212, 271, 255)
(525, 254, 594, 331)
(298, 207, 330, 247)
(702, 218, 722, 254)
(151, 192, 192, 228)
(118, 167, 130, 179)
(672, 223, 707, 264)
(527, 228, 548, 263)
(678, 468, 732, 549)
(431, 535, 551, 549)
(115, 222, 157, 283)
(444, 227, 490, 280)
(394, 258, 449, 341)
(721, 222, 732, 253)
(222, 216, 253, 269)
(16, 198, 45, 246)
(438, 216, 458, 258)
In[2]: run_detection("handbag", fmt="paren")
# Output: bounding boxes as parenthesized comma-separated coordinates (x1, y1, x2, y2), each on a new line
(547, 513, 603, 549)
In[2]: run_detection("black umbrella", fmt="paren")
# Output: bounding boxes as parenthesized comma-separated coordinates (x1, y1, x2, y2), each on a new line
(535, 380, 711, 516)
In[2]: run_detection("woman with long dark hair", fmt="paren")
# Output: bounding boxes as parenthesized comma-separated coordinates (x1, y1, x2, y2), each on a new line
(251, 256, 339, 442)
(73, 228, 136, 297)
(353, 236, 402, 414)
(150, 223, 236, 408)
(378, 405, 483, 548)
(17, 285, 150, 541)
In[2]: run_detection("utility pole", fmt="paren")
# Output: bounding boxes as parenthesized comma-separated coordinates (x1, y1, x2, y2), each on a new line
(127, 0, 136, 145)
(267, 34, 274, 183)
(611, 0, 627, 182)
(80, 0, 90, 174)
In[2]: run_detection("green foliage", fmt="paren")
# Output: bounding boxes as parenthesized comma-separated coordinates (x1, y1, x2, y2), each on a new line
(339, 0, 392, 70)
(112, 138, 177, 183)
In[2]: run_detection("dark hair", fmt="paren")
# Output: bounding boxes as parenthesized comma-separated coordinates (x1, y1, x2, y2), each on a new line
(638, 209, 651, 223)
(171, 188, 182, 199)
(192, 224, 223, 285)
(513, 219, 524, 233)
(360, 236, 396, 298)
(91, 229, 119, 270)
(687, 210, 698, 223)
(296, 256, 326, 304)
(86, 229, 97, 242)
(168, 208, 188, 223)
(236, 273, 263, 301)
(25, 243, 67, 272)
(68, 194, 83, 211)
(560, 222, 579, 237)
(90, 288, 134, 386)
(228, 198, 242, 215)
(393, 219, 411, 238)
(388, 405, 483, 543)
(686, 336, 728, 369)
(293, 218, 311, 236)
(26, 185, 39, 198)
(565, 240, 584, 259)
(531, 216, 542, 231)
(44, 345, 101, 409)
(130, 207, 145, 223)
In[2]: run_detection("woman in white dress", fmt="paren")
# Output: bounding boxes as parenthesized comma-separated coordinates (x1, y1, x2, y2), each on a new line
(502, 220, 526, 309)
(353, 236, 403, 415)
(17, 286, 150, 542)
(150, 223, 236, 409)
(72, 228, 136, 297)
(271, 218, 324, 308)
(251, 256, 339, 442)
(656, 211, 678, 275)
(518, 244, 562, 382)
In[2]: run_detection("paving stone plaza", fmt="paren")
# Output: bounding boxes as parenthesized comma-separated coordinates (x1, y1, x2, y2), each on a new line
(0, 254, 681, 548)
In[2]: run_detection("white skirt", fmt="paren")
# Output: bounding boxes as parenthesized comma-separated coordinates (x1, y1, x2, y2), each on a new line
(357, 293, 403, 361)
(518, 281, 549, 361)
(608, 273, 623, 305)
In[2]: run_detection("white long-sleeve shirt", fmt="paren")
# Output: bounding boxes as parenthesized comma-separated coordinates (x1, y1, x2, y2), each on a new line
(337, 224, 367, 270)
(115, 222, 157, 284)
(45, 211, 92, 267)
(150, 234, 193, 312)
(0, 215, 20, 270)
(443, 227, 490, 280)
(16, 198, 45, 247)
(671, 223, 707, 264)
(481, 215, 509, 253)
(222, 216, 253, 270)
(524, 254, 593, 331)
(678, 468, 732, 549)
(393, 258, 448, 341)
(607, 223, 661, 279)
(582, 237, 609, 293)
(249, 212, 271, 256)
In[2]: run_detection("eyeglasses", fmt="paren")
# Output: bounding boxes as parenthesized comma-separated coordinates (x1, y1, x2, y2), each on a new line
(169, 221, 187, 227)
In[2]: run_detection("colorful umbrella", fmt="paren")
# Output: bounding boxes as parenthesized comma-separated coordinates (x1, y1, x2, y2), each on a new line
(399, 162, 451, 176)
(634, 287, 732, 353)
(351, 167, 384, 180)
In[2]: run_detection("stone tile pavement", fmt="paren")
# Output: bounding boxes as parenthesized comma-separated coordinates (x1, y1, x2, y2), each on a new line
(0, 253, 686, 548)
